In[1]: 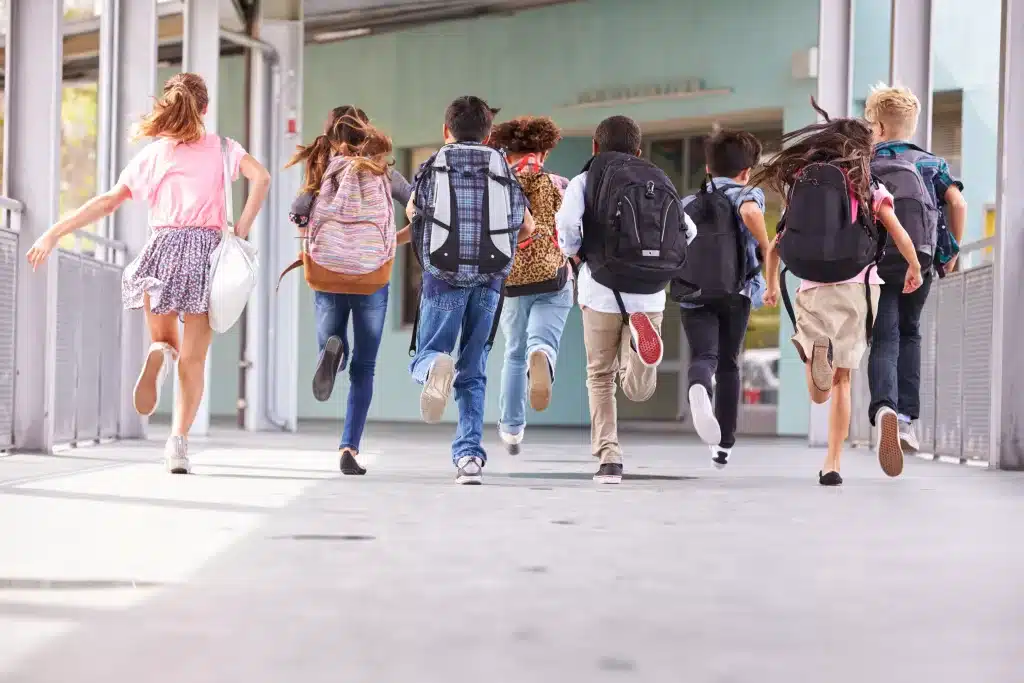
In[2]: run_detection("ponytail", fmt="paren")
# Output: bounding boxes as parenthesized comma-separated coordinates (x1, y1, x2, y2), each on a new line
(286, 108, 394, 192)
(286, 134, 333, 194)
(135, 72, 208, 143)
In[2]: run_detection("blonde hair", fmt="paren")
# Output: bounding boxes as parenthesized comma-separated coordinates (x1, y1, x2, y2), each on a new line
(135, 72, 209, 143)
(864, 83, 920, 140)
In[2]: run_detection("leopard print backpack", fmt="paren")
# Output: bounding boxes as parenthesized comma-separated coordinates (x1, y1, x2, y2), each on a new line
(505, 171, 569, 297)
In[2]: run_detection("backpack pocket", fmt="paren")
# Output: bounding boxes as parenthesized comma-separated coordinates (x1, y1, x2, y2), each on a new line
(310, 219, 392, 276)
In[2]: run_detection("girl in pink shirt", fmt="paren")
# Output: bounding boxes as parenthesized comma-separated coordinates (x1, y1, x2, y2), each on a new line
(26, 72, 271, 474)
(756, 102, 922, 486)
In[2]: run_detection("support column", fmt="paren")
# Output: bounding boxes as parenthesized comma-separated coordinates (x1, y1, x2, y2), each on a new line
(990, 0, 1024, 470)
(179, 0, 221, 436)
(113, 0, 158, 440)
(889, 0, 934, 150)
(808, 0, 855, 447)
(247, 0, 302, 432)
(8, 0, 63, 452)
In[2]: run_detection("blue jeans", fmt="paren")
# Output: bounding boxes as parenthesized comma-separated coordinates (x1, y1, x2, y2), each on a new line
(409, 283, 500, 464)
(314, 285, 389, 451)
(498, 281, 574, 435)
(868, 271, 933, 424)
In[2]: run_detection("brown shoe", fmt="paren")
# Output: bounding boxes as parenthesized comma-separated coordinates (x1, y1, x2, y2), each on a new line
(528, 350, 553, 412)
(809, 337, 835, 393)
(875, 408, 904, 477)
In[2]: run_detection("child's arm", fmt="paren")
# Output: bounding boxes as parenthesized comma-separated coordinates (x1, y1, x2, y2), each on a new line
(556, 174, 586, 259)
(405, 192, 417, 222)
(396, 226, 411, 246)
(943, 184, 968, 272)
(26, 184, 132, 270)
(739, 201, 771, 260)
(517, 208, 536, 242)
(877, 203, 923, 292)
(763, 235, 781, 307)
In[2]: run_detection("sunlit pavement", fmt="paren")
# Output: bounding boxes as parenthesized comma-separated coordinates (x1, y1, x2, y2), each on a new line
(0, 423, 1021, 682)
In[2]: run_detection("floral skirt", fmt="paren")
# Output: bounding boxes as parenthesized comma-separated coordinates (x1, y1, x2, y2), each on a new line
(122, 227, 222, 318)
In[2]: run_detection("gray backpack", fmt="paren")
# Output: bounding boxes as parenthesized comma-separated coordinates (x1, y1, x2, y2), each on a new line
(871, 146, 939, 277)
(410, 143, 518, 288)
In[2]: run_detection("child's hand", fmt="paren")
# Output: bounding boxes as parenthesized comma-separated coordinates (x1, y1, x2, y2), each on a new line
(944, 255, 959, 274)
(26, 232, 58, 271)
(903, 264, 923, 293)
(763, 283, 780, 308)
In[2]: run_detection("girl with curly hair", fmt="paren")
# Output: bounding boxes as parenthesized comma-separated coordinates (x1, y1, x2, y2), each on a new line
(488, 116, 572, 455)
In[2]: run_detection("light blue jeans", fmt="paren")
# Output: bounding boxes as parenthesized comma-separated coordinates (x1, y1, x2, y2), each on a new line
(498, 280, 574, 436)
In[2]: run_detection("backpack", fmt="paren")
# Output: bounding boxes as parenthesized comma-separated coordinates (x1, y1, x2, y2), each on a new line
(776, 163, 885, 340)
(871, 144, 939, 278)
(410, 143, 519, 288)
(670, 176, 757, 304)
(277, 156, 396, 293)
(579, 152, 688, 310)
(505, 170, 569, 297)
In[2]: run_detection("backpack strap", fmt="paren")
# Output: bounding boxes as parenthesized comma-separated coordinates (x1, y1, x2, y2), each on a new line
(276, 258, 304, 293)
(408, 287, 423, 357)
(485, 287, 505, 351)
(863, 265, 876, 343)
(612, 290, 629, 326)
(779, 266, 797, 328)
(429, 148, 454, 240)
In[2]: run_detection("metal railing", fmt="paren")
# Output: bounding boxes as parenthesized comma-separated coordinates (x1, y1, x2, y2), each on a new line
(53, 232, 128, 448)
(850, 238, 995, 463)
(0, 198, 24, 451)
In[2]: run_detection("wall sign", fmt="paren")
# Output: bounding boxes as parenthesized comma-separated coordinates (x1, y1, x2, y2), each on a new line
(560, 78, 732, 110)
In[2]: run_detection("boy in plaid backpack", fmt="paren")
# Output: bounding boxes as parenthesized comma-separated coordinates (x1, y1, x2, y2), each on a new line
(406, 96, 535, 484)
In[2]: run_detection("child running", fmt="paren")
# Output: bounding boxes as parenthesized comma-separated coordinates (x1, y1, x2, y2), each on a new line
(864, 85, 968, 455)
(488, 116, 572, 455)
(674, 129, 771, 468)
(406, 96, 534, 485)
(26, 73, 271, 474)
(757, 99, 923, 486)
(557, 115, 695, 484)
(284, 106, 409, 476)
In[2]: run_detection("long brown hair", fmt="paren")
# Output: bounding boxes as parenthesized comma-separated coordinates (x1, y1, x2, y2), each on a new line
(285, 106, 393, 194)
(749, 97, 875, 213)
(135, 72, 208, 143)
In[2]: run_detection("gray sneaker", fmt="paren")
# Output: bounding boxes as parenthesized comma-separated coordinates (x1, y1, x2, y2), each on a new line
(455, 455, 484, 485)
(164, 436, 190, 475)
(899, 419, 920, 453)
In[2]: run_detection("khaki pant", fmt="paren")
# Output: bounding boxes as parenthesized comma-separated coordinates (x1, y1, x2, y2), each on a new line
(582, 307, 662, 463)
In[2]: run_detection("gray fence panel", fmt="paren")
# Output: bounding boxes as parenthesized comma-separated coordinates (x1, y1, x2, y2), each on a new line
(962, 265, 994, 459)
(917, 291, 939, 453)
(98, 263, 123, 438)
(934, 274, 965, 457)
(54, 252, 82, 444)
(0, 230, 17, 450)
(75, 260, 103, 442)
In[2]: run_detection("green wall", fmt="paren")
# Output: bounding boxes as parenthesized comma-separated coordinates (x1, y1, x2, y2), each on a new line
(296, 0, 820, 429)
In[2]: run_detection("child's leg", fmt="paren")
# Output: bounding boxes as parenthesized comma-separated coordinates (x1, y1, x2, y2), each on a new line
(896, 271, 933, 420)
(680, 304, 721, 445)
(715, 297, 752, 449)
(312, 291, 350, 402)
(450, 285, 500, 467)
(582, 307, 624, 462)
(409, 288, 469, 424)
(805, 364, 832, 405)
(620, 312, 663, 403)
(867, 282, 901, 425)
(822, 368, 852, 473)
(497, 295, 531, 440)
(524, 282, 573, 412)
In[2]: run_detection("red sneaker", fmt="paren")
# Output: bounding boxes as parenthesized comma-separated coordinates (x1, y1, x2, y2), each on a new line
(628, 313, 663, 367)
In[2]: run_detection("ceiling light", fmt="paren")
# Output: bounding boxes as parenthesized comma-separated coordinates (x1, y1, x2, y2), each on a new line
(313, 27, 372, 42)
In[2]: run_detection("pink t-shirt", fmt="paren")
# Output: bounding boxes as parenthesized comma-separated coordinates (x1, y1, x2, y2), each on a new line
(117, 134, 247, 230)
(797, 183, 894, 291)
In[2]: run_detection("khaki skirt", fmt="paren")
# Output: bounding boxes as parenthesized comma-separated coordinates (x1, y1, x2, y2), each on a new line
(791, 282, 881, 370)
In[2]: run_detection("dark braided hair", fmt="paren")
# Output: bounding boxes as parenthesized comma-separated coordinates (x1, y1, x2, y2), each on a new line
(749, 97, 875, 215)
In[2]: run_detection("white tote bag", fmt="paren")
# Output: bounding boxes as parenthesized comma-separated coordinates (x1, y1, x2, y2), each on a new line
(208, 137, 259, 333)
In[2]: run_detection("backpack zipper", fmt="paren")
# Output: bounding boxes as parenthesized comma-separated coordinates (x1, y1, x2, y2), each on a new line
(622, 196, 641, 246)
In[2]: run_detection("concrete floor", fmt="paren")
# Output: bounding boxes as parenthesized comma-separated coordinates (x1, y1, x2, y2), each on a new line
(0, 424, 1022, 683)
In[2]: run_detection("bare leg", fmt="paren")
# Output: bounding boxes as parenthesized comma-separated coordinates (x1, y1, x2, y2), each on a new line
(172, 313, 213, 437)
(822, 368, 852, 473)
(143, 293, 180, 352)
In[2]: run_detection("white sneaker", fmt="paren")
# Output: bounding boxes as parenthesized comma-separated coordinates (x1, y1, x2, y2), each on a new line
(875, 407, 904, 477)
(420, 354, 455, 424)
(455, 455, 484, 485)
(499, 428, 524, 455)
(164, 435, 190, 475)
(711, 445, 731, 470)
(898, 417, 920, 452)
(134, 342, 176, 416)
(688, 384, 722, 446)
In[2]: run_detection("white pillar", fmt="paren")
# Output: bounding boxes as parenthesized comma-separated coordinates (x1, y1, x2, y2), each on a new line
(990, 0, 1024, 470)
(249, 1, 302, 433)
(889, 0, 934, 150)
(8, 0, 63, 452)
(113, 0, 158, 440)
(809, 0, 855, 447)
(178, 0, 221, 436)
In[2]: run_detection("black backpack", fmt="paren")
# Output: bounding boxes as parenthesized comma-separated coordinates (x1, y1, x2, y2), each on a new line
(776, 162, 885, 339)
(671, 176, 758, 304)
(871, 145, 939, 279)
(579, 152, 688, 310)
